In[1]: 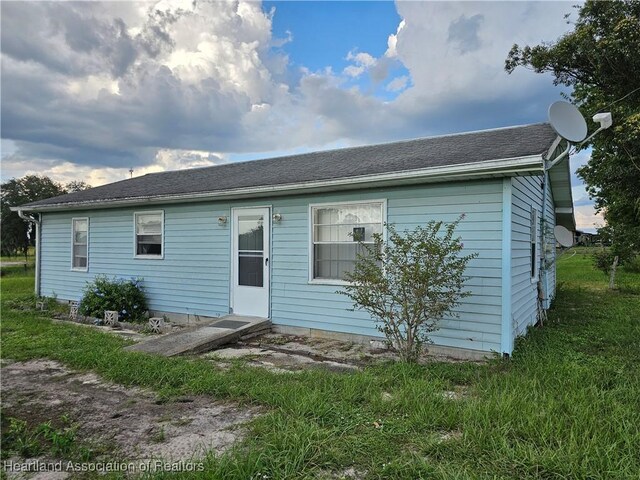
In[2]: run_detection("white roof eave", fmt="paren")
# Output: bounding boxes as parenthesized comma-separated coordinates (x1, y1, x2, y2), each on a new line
(547, 155, 576, 230)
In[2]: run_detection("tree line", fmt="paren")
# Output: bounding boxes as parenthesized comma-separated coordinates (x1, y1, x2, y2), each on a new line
(1, 175, 91, 258)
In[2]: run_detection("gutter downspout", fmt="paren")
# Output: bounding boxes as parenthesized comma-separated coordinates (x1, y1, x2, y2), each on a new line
(17, 209, 41, 297)
(541, 172, 549, 309)
(500, 177, 513, 357)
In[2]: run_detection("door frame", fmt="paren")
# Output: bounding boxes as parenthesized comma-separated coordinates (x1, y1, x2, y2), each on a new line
(230, 205, 271, 318)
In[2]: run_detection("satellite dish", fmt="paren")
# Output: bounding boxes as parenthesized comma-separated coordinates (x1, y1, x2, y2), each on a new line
(548, 101, 588, 143)
(554, 225, 574, 247)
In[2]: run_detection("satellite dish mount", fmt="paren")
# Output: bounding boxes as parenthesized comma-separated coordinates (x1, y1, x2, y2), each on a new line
(548, 101, 588, 143)
(554, 225, 574, 248)
(545, 101, 612, 169)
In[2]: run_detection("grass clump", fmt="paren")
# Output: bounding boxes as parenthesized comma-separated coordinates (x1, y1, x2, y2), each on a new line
(0, 412, 95, 462)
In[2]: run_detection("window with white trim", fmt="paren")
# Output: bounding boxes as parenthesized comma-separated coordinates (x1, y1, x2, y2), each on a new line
(530, 207, 539, 279)
(311, 202, 383, 281)
(135, 211, 163, 257)
(72, 218, 88, 270)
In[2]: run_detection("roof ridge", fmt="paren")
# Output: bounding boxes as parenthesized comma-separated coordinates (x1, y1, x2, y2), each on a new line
(19, 122, 558, 210)
(142, 122, 550, 177)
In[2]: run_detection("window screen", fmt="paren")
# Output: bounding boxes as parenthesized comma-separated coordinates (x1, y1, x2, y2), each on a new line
(72, 218, 88, 270)
(135, 212, 163, 256)
(311, 202, 383, 280)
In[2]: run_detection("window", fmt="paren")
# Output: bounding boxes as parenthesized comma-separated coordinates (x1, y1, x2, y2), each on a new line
(135, 211, 163, 257)
(311, 201, 384, 282)
(530, 207, 539, 279)
(237, 213, 265, 287)
(72, 218, 88, 270)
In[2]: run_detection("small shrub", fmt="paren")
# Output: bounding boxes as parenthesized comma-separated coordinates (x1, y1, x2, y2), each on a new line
(340, 217, 477, 362)
(79, 275, 147, 322)
(624, 255, 640, 273)
(592, 249, 616, 276)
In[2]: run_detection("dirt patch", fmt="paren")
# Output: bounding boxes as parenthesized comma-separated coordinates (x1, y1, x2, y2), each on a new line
(440, 385, 469, 401)
(206, 346, 361, 373)
(202, 333, 397, 372)
(1, 360, 259, 466)
(203, 333, 481, 372)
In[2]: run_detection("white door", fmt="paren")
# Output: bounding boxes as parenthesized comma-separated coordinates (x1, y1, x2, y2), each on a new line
(231, 207, 270, 317)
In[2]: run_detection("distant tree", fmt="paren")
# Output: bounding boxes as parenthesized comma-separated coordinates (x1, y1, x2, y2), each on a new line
(505, 0, 640, 262)
(65, 180, 92, 193)
(1, 175, 91, 257)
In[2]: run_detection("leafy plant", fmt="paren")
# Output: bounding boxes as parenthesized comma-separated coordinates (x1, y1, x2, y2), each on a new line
(1, 416, 43, 458)
(340, 217, 477, 362)
(38, 421, 78, 457)
(79, 275, 147, 322)
(1, 412, 96, 462)
(624, 255, 640, 273)
(593, 249, 617, 276)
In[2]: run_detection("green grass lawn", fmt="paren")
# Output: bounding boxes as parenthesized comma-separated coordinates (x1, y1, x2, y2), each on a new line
(0, 246, 35, 265)
(1, 251, 639, 479)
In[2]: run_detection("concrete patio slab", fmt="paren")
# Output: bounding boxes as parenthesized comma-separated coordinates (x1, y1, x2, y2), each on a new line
(125, 315, 271, 356)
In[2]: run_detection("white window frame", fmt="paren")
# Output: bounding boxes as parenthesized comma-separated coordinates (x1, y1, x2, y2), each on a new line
(531, 207, 539, 282)
(308, 199, 387, 285)
(70, 217, 89, 272)
(134, 210, 165, 259)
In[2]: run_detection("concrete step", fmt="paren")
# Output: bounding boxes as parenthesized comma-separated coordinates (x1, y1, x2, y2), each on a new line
(125, 315, 272, 357)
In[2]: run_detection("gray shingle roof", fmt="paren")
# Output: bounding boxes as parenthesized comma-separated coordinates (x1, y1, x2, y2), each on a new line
(22, 123, 556, 209)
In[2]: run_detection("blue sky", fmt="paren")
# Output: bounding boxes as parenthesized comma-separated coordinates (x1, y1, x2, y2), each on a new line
(0, 1, 601, 231)
(263, 1, 410, 101)
(265, 1, 401, 71)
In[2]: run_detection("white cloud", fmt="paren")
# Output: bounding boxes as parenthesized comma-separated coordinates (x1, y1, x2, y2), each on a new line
(385, 19, 405, 58)
(391, 1, 573, 112)
(1, 148, 225, 187)
(386, 75, 409, 92)
(343, 51, 378, 78)
(1, 0, 292, 170)
(2, 0, 585, 197)
(574, 204, 604, 233)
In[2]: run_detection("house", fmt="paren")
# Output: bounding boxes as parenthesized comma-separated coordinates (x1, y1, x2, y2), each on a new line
(16, 123, 574, 359)
(574, 230, 599, 247)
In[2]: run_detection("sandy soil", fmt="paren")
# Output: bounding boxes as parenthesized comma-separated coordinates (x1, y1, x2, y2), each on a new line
(1, 360, 259, 468)
(204, 333, 472, 372)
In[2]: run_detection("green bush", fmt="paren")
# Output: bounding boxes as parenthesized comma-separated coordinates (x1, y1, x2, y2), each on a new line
(340, 217, 477, 362)
(624, 255, 640, 273)
(592, 249, 616, 276)
(79, 276, 147, 322)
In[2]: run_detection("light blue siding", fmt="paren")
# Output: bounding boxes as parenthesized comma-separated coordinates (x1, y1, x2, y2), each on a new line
(39, 179, 506, 353)
(510, 173, 556, 342)
(270, 181, 504, 353)
(41, 203, 232, 320)
(511, 175, 541, 338)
